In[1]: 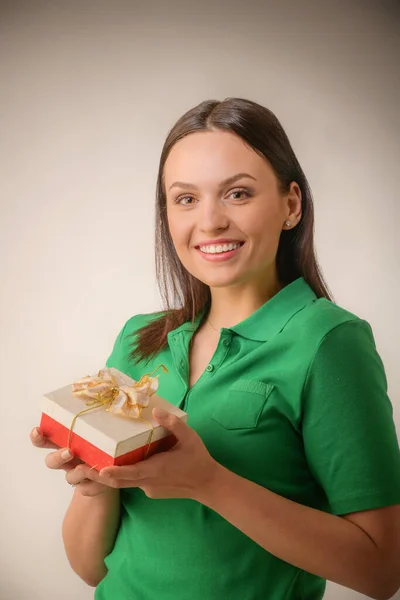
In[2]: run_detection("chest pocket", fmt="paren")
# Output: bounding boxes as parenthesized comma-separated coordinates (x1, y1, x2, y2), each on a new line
(210, 379, 275, 430)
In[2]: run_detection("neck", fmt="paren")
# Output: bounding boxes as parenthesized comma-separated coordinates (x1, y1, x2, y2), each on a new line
(206, 272, 283, 330)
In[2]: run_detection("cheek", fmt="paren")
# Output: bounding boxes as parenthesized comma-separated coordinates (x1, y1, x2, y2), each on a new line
(240, 213, 277, 241)
(166, 212, 179, 242)
(250, 202, 282, 234)
(168, 223, 186, 249)
(167, 216, 192, 257)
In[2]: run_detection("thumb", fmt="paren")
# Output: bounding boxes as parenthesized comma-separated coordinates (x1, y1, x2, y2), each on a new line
(152, 407, 191, 442)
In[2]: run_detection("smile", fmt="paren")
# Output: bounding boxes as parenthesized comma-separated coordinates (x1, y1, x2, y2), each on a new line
(195, 241, 245, 262)
(199, 242, 242, 254)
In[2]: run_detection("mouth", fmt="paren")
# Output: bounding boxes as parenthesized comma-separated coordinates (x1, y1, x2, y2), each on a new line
(195, 240, 245, 261)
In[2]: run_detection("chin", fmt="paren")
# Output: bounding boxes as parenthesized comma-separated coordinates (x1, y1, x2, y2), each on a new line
(197, 273, 243, 289)
(181, 260, 244, 289)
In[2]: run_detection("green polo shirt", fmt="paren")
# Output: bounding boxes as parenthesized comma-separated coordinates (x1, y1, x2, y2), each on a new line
(95, 276, 400, 600)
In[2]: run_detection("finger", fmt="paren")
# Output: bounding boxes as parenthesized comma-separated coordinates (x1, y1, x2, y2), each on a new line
(152, 408, 192, 443)
(45, 447, 78, 470)
(67, 464, 118, 488)
(73, 464, 113, 485)
(66, 466, 93, 486)
(99, 460, 153, 481)
(66, 478, 110, 497)
(106, 479, 145, 489)
(30, 427, 60, 450)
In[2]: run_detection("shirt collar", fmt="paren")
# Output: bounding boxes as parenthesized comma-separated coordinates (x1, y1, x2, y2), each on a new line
(167, 307, 207, 343)
(230, 276, 317, 342)
(168, 276, 317, 343)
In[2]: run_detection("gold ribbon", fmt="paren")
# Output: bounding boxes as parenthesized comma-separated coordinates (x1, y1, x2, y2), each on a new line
(67, 365, 168, 462)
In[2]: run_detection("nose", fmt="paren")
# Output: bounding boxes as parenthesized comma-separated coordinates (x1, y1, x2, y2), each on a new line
(198, 198, 230, 234)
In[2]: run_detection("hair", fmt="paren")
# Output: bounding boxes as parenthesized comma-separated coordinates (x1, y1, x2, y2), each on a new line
(129, 97, 334, 364)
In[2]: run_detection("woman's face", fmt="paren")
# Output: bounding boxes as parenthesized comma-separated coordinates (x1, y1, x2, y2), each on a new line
(164, 129, 301, 291)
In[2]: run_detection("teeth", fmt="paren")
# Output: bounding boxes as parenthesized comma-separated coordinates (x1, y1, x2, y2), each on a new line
(199, 242, 241, 254)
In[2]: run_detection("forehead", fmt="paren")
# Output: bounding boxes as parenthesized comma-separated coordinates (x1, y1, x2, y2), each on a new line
(163, 130, 271, 188)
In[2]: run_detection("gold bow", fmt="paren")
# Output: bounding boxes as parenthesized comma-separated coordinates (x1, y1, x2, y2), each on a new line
(67, 365, 168, 461)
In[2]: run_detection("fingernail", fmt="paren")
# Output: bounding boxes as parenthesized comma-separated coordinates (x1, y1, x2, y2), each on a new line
(153, 407, 168, 418)
(33, 428, 41, 439)
(61, 449, 73, 460)
(99, 469, 111, 477)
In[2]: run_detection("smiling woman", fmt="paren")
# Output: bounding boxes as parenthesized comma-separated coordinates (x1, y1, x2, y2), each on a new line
(133, 98, 330, 362)
(165, 130, 302, 299)
(33, 98, 400, 600)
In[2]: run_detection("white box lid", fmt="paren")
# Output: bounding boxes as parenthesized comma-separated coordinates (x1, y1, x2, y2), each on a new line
(40, 367, 187, 457)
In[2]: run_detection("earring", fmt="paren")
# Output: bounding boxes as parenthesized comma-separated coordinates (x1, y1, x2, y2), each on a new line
(285, 220, 291, 227)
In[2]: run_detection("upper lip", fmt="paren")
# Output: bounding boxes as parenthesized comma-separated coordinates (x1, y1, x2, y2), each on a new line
(195, 238, 244, 248)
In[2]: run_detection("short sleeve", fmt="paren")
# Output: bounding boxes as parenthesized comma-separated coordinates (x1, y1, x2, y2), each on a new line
(105, 321, 128, 369)
(104, 313, 157, 377)
(302, 319, 400, 516)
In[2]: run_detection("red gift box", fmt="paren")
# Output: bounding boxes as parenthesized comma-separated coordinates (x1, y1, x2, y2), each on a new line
(39, 367, 187, 470)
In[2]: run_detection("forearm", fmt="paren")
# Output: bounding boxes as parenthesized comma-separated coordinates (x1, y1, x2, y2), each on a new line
(62, 488, 121, 587)
(196, 465, 387, 600)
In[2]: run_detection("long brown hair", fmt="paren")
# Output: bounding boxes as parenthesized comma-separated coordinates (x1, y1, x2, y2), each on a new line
(130, 97, 334, 364)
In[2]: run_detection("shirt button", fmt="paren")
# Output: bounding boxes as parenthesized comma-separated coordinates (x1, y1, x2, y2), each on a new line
(206, 364, 214, 372)
(223, 339, 229, 346)
(180, 359, 184, 367)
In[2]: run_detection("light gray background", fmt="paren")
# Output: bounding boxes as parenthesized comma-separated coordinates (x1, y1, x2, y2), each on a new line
(1, 1, 399, 598)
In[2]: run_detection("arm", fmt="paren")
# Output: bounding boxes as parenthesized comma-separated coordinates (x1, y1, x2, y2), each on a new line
(31, 426, 122, 588)
(195, 321, 400, 600)
(196, 465, 400, 600)
(62, 487, 121, 587)
(61, 317, 126, 586)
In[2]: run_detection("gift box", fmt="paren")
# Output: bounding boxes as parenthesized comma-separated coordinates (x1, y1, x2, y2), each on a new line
(39, 367, 187, 470)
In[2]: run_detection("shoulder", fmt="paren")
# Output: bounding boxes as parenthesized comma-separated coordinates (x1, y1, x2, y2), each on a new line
(106, 311, 166, 374)
(297, 296, 375, 350)
(300, 299, 387, 396)
(121, 311, 166, 338)
(288, 296, 382, 386)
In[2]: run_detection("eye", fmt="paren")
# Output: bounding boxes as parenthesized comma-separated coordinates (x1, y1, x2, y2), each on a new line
(174, 187, 252, 206)
(175, 195, 196, 206)
(228, 188, 251, 201)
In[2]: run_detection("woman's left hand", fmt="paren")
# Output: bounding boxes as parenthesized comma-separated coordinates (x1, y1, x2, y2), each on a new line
(75, 407, 220, 501)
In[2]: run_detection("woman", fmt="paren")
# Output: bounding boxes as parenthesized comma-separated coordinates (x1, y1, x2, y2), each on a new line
(31, 98, 400, 600)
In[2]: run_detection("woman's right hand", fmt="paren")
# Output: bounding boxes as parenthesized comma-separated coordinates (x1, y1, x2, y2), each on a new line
(30, 427, 111, 497)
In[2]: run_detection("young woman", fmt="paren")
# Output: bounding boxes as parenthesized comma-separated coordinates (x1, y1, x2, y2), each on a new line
(31, 98, 400, 600)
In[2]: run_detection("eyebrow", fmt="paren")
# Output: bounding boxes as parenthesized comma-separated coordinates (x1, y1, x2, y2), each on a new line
(168, 172, 257, 192)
